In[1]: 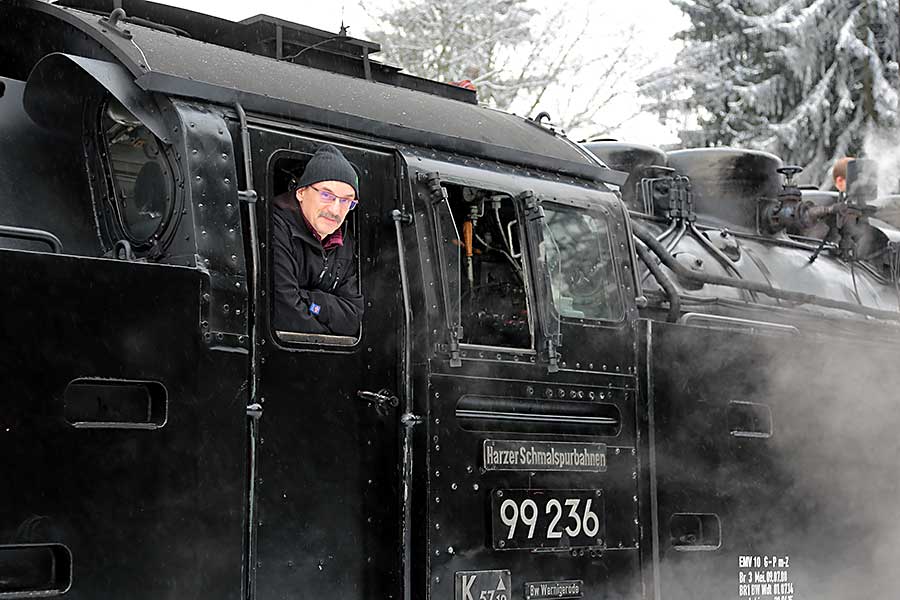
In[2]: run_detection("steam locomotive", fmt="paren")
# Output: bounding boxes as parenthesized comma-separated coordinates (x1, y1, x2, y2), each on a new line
(1, 1, 899, 599)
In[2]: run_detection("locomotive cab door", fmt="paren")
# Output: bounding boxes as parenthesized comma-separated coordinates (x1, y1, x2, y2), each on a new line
(409, 155, 644, 599)
(250, 127, 403, 599)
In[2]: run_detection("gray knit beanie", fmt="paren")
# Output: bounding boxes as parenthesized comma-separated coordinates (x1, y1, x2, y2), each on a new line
(296, 144, 359, 199)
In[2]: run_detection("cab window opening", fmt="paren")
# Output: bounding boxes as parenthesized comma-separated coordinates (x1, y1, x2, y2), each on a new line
(269, 152, 362, 346)
(98, 98, 177, 256)
(541, 202, 625, 322)
(435, 182, 532, 349)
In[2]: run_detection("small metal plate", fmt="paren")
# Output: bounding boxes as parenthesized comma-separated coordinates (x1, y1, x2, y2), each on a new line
(525, 580, 584, 600)
(492, 489, 605, 550)
(455, 569, 511, 600)
(483, 440, 607, 472)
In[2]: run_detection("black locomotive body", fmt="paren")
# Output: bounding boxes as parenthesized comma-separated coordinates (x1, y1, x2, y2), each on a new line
(1, 2, 899, 599)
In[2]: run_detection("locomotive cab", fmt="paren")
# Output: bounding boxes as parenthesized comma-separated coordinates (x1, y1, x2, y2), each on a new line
(4, 2, 900, 600)
(0, 2, 643, 599)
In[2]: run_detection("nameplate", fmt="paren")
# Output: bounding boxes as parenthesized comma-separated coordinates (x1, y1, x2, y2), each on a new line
(525, 580, 584, 600)
(483, 440, 606, 472)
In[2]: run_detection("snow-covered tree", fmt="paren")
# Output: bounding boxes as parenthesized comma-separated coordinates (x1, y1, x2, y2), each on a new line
(367, 0, 642, 135)
(641, 0, 900, 187)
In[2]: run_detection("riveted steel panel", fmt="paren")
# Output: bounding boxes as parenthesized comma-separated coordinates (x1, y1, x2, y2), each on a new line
(173, 100, 249, 348)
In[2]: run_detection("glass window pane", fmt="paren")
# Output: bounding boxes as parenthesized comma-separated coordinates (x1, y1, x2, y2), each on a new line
(102, 102, 173, 244)
(434, 194, 461, 332)
(542, 203, 624, 321)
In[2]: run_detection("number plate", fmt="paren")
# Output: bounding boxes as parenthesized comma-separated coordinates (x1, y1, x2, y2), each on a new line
(491, 489, 605, 550)
(454, 569, 511, 600)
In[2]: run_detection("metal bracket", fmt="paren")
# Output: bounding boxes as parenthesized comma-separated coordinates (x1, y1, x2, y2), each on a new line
(238, 189, 258, 204)
(391, 208, 413, 225)
(113, 239, 135, 261)
(246, 403, 263, 420)
(419, 171, 448, 206)
(521, 191, 544, 222)
(527, 111, 562, 135)
(448, 325, 464, 368)
(100, 8, 134, 40)
(400, 412, 423, 427)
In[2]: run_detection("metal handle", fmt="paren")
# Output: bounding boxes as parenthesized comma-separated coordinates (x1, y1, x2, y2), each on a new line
(0, 225, 63, 254)
(357, 389, 399, 414)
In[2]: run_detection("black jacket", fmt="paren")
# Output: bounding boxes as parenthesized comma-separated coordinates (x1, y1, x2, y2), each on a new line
(271, 193, 364, 335)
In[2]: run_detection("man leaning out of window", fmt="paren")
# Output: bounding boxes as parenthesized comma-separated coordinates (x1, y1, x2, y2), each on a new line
(272, 144, 364, 336)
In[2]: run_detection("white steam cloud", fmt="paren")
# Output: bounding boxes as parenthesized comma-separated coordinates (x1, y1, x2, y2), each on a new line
(863, 127, 900, 197)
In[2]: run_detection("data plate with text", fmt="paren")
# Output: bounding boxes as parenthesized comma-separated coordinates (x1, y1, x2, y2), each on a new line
(454, 569, 511, 600)
(491, 489, 605, 550)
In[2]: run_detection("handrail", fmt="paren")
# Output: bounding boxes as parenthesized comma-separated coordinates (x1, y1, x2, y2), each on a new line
(234, 101, 261, 600)
(392, 208, 419, 600)
(0, 225, 63, 254)
(679, 312, 800, 335)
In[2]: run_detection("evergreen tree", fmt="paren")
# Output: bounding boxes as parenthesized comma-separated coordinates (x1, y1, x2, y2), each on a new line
(641, 0, 900, 187)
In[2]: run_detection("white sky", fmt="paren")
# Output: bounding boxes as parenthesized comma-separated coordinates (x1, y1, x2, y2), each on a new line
(146, 0, 688, 144)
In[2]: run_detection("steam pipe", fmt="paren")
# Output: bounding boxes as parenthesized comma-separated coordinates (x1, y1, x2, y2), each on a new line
(640, 220, 684, 285)
(494, 204, 510, 251)
(665, 221, 687, 253)
(687, 222, 759, 303)
(634, 239, 681, 322)
(687, 223, 741, 279)
(632, 221, 900, 321)
(655, 221, 678, 244)
(641, 220, 684, 286)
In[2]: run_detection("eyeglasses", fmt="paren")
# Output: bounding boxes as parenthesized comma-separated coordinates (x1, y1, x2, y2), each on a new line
(309, 185, 358, 210)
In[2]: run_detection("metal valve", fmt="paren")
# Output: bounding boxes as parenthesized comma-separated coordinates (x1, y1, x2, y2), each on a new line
(776, 166, 803, 186)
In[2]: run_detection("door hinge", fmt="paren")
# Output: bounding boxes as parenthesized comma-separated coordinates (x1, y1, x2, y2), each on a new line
(448, 325, 463, 367)
(546, 340, 560, 374)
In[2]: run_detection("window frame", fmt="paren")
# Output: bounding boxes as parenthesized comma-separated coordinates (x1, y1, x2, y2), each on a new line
(95, 97, 180, 255)
(428, 175, 539, 354)
(266, 147, 364, 349)
(539, 197, 628, 325)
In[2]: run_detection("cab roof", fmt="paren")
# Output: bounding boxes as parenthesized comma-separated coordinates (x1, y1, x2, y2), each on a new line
(15, 0, 612, 183)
